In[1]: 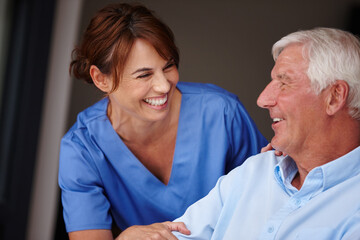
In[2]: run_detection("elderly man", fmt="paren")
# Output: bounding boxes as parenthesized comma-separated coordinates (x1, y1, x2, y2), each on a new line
(169, 27, 360, 239)
(119, 27, 360, 240)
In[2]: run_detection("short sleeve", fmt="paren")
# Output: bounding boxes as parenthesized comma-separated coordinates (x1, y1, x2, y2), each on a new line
(225, 98, 268, 173)
(58, 133, 112, 232)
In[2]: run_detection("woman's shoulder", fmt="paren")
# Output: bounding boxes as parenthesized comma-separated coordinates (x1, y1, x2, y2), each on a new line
(177, 82, 239, 104)
(63, 98, 109, 139)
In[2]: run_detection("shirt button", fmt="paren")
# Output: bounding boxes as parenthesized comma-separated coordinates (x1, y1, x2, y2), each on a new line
(295, 199, 301, 205)
(268, 226, 274, 233)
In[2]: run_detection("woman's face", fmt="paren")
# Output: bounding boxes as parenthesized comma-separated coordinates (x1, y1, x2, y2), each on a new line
(108, 38, 179, 123)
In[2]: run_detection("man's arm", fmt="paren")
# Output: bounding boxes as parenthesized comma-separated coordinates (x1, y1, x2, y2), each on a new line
(340, 210, 360, 240)
(172, 174, 235, 239)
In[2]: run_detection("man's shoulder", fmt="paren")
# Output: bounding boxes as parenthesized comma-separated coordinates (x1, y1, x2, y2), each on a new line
(226, 151, 282, 181)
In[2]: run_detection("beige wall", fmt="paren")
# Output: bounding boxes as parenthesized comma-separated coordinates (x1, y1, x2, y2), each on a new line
(68, 0, 360, 141)
(26, 1, 360, 238)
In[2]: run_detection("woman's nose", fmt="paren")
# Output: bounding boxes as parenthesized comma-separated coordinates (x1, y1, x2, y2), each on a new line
(153, 73, 171, 93)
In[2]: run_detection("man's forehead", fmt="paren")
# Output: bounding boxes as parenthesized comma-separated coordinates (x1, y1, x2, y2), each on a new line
(277, 45, 305, 63)
(271, 61, 295, 78)
(272, 46, 308, 78)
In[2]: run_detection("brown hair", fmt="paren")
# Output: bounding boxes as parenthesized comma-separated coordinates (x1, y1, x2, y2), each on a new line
(69, 3, 179, 92)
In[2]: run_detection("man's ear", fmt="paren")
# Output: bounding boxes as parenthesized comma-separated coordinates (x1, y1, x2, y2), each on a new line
(326, 80, 349, 116)
(90, 65, 112, 93)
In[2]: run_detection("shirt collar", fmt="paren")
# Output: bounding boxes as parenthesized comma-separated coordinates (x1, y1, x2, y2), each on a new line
(274, 156, 298, 195)
(274, 146, 360, 197)
(320, 146, 360, 191)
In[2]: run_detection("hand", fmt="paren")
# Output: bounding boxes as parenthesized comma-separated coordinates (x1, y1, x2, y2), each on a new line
(261, 143, 285, 156)
(116, 221, 191, 240)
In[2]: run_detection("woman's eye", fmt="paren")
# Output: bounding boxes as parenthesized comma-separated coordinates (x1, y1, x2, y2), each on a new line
(137, 73, 151, 79)
(164, 63, 175, 70)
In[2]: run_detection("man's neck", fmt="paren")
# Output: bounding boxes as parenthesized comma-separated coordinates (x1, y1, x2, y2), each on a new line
(291, 117, 360, 190)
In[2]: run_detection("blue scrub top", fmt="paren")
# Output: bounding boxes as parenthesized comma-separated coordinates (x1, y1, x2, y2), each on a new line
(59, 82, 267, 232)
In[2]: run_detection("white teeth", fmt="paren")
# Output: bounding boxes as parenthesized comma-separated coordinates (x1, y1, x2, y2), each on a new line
(144, 95, 167, 106)
(273, 118, 283, 123)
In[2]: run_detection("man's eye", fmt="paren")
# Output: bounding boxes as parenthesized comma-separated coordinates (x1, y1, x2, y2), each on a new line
(278, 80, 286, 87)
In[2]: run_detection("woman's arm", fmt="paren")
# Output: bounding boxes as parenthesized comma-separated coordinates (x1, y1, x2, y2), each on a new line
(69, 229, 113, 240)
(116, 222, 190, 240)
(69, 222, 189, 240)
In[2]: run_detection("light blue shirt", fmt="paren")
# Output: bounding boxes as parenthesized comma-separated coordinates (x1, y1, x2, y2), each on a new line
(59, 82, 267, 232)
(173, 147, 360, 240)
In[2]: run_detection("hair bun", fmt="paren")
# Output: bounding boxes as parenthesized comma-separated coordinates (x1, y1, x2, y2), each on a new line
(69, 48, 93, 84)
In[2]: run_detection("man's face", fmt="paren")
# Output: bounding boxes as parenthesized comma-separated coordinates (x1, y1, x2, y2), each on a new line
(257, 44, 328, 156)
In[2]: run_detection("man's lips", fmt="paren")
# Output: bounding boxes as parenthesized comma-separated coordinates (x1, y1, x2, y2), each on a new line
(272, 117, 284, 123)
(271, 118, 284, 130)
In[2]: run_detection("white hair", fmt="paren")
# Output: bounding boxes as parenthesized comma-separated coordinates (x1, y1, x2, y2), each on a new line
(272, 27, 360, 120)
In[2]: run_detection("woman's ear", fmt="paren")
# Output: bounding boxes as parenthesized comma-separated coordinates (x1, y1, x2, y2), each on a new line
(90, 65, 112, 93)
(326, 80, 349, 116)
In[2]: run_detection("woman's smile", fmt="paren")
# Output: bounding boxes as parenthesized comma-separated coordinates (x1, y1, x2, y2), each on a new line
(143, 94, 168, 109)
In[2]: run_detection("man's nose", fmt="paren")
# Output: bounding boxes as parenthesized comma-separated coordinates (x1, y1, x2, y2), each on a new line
(257, 81, 277, 108)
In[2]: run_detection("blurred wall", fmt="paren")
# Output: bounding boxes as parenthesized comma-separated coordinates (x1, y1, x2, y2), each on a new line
(67, 0, 360, 141)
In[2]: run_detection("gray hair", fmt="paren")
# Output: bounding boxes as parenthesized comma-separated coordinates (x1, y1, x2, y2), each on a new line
(272, 27, 360, 120)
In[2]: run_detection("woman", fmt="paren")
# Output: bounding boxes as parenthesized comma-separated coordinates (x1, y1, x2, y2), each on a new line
(58, 3, 267, 239)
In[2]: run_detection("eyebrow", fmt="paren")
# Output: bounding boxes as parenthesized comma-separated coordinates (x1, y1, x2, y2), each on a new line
(277, 73, 291, 80)
(131, 67, 152, 75)
(130, 59, 174, 75)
